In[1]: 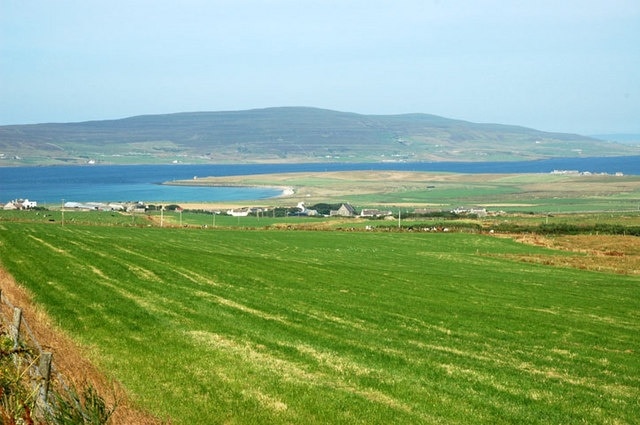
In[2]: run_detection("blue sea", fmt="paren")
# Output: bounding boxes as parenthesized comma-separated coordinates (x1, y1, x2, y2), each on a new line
(1, 156, 639, 205)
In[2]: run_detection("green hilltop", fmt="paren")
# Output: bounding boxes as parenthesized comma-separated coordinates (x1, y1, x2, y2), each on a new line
(0, 107, 636, 165)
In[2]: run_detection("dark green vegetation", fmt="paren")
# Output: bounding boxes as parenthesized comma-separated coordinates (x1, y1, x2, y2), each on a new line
(1, 107, 635, 165)
(0, 220, 638, 424)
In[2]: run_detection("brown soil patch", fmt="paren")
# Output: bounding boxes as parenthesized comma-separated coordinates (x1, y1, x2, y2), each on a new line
(0, 268, 164, 424)
(503, 234, 640, 274)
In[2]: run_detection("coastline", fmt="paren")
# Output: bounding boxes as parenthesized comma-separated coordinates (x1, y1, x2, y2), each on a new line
(163, 178, 295, 199)
(3, 157, 640, 206)
(158, 184, 295, 211)
(167, 181, 295, 197)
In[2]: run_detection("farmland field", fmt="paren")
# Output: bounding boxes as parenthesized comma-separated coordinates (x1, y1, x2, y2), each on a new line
(0, 221, 639, 424)
(170, 170, 640, 213)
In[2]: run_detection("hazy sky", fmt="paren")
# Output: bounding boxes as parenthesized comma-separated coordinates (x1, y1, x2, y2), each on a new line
(1, 0, 638, 134)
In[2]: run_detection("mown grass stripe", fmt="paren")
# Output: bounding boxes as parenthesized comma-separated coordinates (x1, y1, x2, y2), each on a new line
(0, 222, 637, 424)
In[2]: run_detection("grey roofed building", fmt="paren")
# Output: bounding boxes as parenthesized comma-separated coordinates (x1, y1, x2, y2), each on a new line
(330, 203, 356, 217)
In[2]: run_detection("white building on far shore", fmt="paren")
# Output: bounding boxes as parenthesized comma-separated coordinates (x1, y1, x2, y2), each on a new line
(3, 198, 37, 210)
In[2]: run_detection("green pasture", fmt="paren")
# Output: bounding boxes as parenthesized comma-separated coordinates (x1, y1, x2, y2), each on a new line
(0, 222, 638, 424)
(2, 208, 640, 236)
(348, 185, 519, 208)
(349, 180, 640, 213)
(183, 171, 640, 214)
(0, 209, 152, 226)
(145, 208, 640, 233)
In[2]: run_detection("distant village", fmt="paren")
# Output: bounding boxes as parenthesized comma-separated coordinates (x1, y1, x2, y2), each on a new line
(226, 202, 489, 218)
(3, 197, 491, 219)
(3, 199, 146, 212)
(550, 170, 624, 176)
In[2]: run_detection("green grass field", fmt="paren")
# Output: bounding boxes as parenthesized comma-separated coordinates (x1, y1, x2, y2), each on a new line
(176, 171, 640, 214)
(0, 221, 638, 424)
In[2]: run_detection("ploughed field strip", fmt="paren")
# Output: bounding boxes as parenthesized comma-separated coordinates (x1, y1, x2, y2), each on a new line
(0, 223, 638, 424)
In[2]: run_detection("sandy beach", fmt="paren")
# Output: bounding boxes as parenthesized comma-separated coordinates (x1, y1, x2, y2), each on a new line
(173, 186, 295, 210)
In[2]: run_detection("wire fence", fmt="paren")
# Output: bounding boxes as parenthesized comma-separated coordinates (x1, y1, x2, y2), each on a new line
(0, 287, 73, 419)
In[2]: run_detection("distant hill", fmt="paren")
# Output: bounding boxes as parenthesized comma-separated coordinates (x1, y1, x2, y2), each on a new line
(591, 134, 640, 145)
(0, 107, 636, 165)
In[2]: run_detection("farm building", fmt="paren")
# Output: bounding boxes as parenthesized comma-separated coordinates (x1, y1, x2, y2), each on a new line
(227, 208, 250, 217)
(451, 207, 488, 217)
(360, 208, 392, 218)
(227, 207, 271, 217)
(292, 202, 319, 216)
(62, 201, 141, 211)
(330, 203, 356, 217)
(3, 199, 37, 210)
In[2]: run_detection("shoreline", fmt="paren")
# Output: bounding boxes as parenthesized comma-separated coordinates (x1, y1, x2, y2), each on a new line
(163, 179, 295, 199)
(148, 183, 296, 210)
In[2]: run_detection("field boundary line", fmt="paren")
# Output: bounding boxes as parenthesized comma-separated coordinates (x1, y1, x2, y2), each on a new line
(0, 287, 73, 418)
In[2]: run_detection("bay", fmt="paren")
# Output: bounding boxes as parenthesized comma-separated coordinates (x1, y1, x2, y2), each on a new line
(1, 156, 638, 205)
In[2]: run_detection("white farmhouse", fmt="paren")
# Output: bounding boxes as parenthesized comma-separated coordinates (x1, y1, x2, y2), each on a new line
(3, 198, 37, 210)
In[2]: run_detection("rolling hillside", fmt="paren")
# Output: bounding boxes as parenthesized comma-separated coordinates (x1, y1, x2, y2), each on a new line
(0, 107, 635, 165)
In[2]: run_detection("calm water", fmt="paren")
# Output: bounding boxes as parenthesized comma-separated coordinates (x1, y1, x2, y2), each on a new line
(1, 157, 638, 204)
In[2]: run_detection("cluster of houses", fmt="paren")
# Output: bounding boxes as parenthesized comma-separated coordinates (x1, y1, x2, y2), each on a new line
(296, 202, 394, 218)
(4, 197, 491, 220)
(551, 169, 624, 176)
(61, 201, 147, 212)
(226, 202, 488, 218)
(225, 203, 395, 218)
(2, 198, 147, 213)
(154, 202, 488, 219)
(3, 198, 38, 210)
(324, 203, 488, 218)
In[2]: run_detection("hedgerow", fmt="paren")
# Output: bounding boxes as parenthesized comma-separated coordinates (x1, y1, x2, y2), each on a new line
(493, 222, 640, 235)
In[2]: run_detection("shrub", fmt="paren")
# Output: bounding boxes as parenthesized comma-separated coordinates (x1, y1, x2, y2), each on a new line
(1, 326, 115, 424)
(0, 331, 40, 424)
(46, 384, 116, 425)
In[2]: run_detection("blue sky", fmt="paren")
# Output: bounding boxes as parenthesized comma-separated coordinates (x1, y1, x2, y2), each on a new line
(1, 0, 638, 134)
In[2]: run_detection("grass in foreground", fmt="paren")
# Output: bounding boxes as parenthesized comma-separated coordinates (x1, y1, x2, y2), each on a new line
(0, 222, 638, 424)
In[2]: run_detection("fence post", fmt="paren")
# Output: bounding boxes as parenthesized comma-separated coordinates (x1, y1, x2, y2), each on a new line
(11, 307, 22, 348)
(37, 352, 53, 416)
